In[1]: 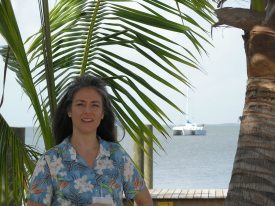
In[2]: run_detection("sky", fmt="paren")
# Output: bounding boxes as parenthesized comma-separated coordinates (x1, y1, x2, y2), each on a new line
(0, 1, 247, 127)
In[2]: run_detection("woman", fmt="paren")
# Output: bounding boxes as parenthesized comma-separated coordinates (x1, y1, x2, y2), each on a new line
(27, 75, 153, 206)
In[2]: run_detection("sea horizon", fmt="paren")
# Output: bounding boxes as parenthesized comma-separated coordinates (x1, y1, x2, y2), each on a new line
(24, 124, 240, 189)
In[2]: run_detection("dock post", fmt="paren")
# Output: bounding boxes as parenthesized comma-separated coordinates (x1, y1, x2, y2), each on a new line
(133, 134, 144, 174)
(144, 124, 153, 189)
(12, 127, 25, 143)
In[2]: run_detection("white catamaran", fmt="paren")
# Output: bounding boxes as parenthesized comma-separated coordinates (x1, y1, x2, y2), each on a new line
(172, 121, 206, 136)
(172, 84, 206, 136)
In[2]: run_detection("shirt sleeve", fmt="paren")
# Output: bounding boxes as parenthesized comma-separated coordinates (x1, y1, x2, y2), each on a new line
(27, 155, 53, 205)
(120, 147, 146, 200)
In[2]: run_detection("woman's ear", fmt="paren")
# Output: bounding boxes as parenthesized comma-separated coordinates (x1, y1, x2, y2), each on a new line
(68, 112, 72, 117)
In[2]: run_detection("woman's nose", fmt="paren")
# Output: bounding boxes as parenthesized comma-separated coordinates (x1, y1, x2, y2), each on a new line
(83, 106, 92, 113)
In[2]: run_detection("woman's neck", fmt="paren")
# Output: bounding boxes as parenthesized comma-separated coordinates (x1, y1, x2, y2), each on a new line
(70, 132, 100, 167)
(70, 132, 99, 152)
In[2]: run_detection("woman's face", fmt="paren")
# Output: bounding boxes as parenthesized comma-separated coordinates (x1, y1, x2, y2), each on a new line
(68, 87, 104, 136)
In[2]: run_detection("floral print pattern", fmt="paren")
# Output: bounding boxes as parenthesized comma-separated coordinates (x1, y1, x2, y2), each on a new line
(27, 138, 145, 206)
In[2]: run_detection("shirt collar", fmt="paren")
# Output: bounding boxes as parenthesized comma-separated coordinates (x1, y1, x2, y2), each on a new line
(60, 137, 111, 162)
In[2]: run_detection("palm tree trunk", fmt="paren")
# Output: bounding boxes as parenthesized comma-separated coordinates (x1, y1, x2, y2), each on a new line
(226, 26, 275, 205)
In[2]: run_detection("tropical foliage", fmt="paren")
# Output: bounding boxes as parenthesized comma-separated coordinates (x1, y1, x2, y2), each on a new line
(214, 0, 275, 205)
(0, 0, 215, 204)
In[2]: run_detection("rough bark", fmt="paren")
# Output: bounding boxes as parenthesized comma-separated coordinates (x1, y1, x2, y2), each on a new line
(214, 7, 265, 31)
(215, 2, 275, 206)
(225, 26, 275, 206)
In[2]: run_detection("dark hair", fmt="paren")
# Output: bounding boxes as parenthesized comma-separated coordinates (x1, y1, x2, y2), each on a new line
(53, 75, 116, 144)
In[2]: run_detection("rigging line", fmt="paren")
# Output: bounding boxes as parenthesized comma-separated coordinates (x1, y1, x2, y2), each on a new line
(0, 47, 10, 108)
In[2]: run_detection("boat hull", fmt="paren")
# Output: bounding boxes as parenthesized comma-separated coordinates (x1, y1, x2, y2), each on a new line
(172, 124, 207, 136)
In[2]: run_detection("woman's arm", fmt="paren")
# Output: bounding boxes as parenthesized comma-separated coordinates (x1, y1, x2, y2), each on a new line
(134, 188, 153, 206)
(27, 155, 53, 205)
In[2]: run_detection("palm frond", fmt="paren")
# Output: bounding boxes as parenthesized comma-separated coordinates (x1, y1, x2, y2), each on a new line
(0, 0, 54, 150)
(38, 0, 57, 117)
(0, 114, 40, 205)
(26, 1, 214, 139)
(0, 0, 215, 204)
(251, 0, 266, 12)
(0, 0, 54, 148)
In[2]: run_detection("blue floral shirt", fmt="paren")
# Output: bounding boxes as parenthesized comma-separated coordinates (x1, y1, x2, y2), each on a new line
(27, 138, 145, 206)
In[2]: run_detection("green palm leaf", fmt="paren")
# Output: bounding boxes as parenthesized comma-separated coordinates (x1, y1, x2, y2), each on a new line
(26, 0, 214, 143)
(0, 1, 53, 204)
(0, 114, 40, 205)
(0, 0, 215, 204)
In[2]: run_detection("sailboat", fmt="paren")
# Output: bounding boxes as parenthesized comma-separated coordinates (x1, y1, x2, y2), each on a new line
(172, 121, 206, 136)
(172, 83, 206, 136)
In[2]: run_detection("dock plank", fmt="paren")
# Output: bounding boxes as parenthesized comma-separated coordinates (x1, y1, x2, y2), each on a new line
(193, 189, 202, 198)
(222, 189, 228, 198)
(157, 189, 169, 199)
(215, 189, 223, 198)
(148, 189, 227, 200)
(178, 189, 188, 199)
(208, 189, 216, 198)
(150, 189, 161, 199)
(163, 189, 175, 199)
(171, 189, 182, 199)
(185, 189, 196, 198)
(201, 189, 209, 198)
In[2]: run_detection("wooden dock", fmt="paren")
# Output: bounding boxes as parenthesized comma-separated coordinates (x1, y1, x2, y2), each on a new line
(149, 188, 227, 199)
(148, 188, 227, 206)
(122, 188, 227, 205)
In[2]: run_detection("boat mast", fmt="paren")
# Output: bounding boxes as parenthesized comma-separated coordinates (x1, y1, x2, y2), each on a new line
(186, 85, 189, 123)
(185, 71, 190, 123)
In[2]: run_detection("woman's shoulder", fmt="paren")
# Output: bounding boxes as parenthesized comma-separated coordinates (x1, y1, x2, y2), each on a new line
(41, 138, 71, 158)
(100, 139, 128, 157)
(100, 139, 120, 150)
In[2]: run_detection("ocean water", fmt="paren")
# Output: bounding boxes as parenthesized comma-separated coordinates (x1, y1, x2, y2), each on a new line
(25, 124, 240, 189)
